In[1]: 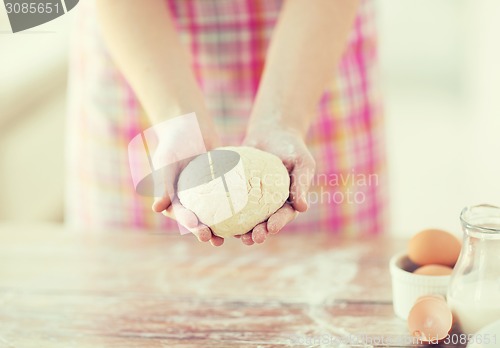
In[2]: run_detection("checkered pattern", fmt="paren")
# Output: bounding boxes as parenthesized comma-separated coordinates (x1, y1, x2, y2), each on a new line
(65, 0, 387, 235)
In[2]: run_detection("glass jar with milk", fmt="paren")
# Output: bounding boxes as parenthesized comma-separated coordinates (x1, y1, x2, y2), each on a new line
(448, 204, 500, 334)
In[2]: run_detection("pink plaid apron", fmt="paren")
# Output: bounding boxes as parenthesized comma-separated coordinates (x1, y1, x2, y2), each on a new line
(66, 0, 387, 236)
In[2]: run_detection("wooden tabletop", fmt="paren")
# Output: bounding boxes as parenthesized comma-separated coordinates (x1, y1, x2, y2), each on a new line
(0, 223, 461, 347)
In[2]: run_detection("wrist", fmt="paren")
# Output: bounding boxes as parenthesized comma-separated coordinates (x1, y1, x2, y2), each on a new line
(151, 109, 220, 151)
(249, 89, 314, 139)
(146, 94, 208, 124)
(247, 108, 311, 140)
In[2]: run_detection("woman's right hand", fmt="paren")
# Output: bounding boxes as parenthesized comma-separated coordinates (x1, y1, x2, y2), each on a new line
(151, 124, 225, 247)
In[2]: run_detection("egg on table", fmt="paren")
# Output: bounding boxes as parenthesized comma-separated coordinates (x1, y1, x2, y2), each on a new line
(414, 264, 453, 276)
(408, 229, 461, 267)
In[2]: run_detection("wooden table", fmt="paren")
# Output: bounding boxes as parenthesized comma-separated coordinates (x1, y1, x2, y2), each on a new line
(0, 223, 462, 347)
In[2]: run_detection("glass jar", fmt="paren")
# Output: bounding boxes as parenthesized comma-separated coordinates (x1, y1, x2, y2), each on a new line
(447, 204, 500, 334)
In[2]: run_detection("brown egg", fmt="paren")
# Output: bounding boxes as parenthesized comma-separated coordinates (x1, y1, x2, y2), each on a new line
(408, 229, 461, 267)
(414, 264, 453, 276)
(408, 295, 453, 342)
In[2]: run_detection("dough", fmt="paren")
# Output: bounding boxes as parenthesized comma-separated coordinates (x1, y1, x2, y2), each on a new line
(177, 146, 290, 238)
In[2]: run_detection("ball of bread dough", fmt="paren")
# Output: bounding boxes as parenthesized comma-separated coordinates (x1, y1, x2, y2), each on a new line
(177, 146, 290, 238)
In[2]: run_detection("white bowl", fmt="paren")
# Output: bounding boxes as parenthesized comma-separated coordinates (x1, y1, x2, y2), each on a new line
(389, 252, 451, 319)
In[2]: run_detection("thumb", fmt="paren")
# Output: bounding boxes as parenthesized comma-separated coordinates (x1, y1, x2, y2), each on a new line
(151, 162, 177, 213)
(152, 195, 172, 213)
(289, 155, 315, 212)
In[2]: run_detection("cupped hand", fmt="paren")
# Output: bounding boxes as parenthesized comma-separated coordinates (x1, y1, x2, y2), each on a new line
(151, 130, 224, 247)
(237, 126, 316, 245)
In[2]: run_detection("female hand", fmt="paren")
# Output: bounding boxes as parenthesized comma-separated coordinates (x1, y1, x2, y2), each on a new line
(238, 125, 316, 245)
(151, 126, 225, 247)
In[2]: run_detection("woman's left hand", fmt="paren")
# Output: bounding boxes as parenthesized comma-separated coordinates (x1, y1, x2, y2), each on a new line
(237, 126, 315, 245)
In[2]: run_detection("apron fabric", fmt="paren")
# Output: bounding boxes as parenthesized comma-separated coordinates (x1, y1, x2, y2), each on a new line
(65, 0, 388, 236)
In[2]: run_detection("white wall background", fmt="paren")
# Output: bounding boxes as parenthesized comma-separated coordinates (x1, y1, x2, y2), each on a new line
(0, 8, 70, 221)
(1, 1, 499, 237)
(378, 0, 500, 236)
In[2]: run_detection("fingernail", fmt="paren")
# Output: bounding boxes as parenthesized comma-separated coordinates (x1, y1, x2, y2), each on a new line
(301, 197, 309, 211)
(153, 199, 164, 211)
(194, 229, 208, 242)
(253, 231, 266, 244)
(242, 234, 254, 245)
(270, 224, 283, 235)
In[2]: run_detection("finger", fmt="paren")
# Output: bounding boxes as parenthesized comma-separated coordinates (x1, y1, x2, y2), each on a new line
(165, 199, 199, 229)
(289, 156, 315, 212)
(163, 207, 212, 242)
(210, 235, 224, 247)
(252, 222, 268, 244)
(151, 164, 178, 213)
(192, 225, 212, 243)
(267, 203, 298, 234)
(163, 199, 216, 244)
(241, 233, 254, 246)
(152, 195, 171, 213)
